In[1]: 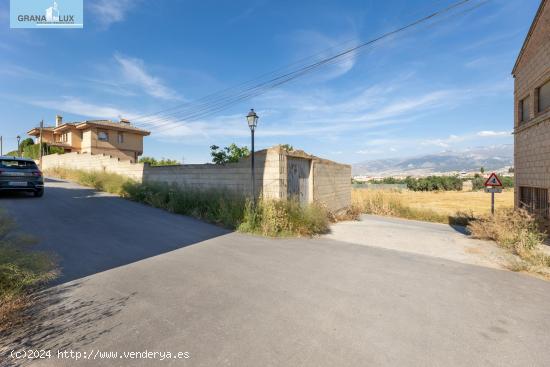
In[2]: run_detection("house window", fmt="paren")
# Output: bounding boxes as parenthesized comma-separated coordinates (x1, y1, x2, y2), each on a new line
(519, 96, 530, 124)
(98, 131, 109, 141)
(80, 131, 84, 140)
(537, 79, 550, 113)
(520, 186, 549, 218)
(117, 132, 124, 144)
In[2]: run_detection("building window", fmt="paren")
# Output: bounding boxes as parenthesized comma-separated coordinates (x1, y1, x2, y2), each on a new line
(519, 96, 530, 124)
(80, 131, 84, 140)
(537, 79, 550, 113)
(98, 131, 109, 141)
(520, 187, 549, 218)
(117, 132, 124, 144)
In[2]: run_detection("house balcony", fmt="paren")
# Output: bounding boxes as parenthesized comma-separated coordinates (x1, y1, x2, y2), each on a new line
(50, 141, 72, 148)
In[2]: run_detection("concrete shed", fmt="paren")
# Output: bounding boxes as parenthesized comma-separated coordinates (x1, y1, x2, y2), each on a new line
(143, 146, 352, 212)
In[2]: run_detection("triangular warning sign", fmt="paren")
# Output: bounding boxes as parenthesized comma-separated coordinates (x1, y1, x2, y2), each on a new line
(484, 173, 503, 187)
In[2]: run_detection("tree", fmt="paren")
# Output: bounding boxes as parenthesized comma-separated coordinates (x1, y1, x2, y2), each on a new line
(139, 156, 179, 166)
(20, 138, 34, 149)
(280, 144, 294, 151)
(210, 144, 250, 165)
(480, 166, 485, 174)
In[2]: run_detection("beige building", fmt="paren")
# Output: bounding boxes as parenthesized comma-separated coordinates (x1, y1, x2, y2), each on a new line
(28, 115, 150, 162)
(512, 0, 550, 220)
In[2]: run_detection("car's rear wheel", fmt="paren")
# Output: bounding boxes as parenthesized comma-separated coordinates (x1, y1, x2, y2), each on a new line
(34, 189, 44, 197)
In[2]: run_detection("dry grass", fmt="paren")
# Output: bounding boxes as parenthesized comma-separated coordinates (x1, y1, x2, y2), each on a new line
(0, 212, 57, 331)
(468, 209, 550, 277)
(352, 189, 477, 225)
(353, 189, 514, 218)
(44, 167, 131, 195)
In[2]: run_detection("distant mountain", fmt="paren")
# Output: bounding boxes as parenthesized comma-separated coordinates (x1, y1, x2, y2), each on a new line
(352, 144, 513, 177)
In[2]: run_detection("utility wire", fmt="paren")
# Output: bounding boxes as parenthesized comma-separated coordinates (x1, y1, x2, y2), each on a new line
(131, 0, 458, 126)
(131, 0, 485, 133)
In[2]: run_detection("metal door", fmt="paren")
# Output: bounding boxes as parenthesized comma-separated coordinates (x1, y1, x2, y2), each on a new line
(287, 157, 310, 204)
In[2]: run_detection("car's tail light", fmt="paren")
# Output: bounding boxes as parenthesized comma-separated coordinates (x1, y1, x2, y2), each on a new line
(32, 171, 42, 177)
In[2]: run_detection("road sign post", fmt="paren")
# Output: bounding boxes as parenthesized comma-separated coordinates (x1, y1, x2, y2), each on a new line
(484, 173, 503, 215)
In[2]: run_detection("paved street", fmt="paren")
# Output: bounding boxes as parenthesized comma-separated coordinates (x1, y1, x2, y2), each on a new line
(2, 179, 550, 366)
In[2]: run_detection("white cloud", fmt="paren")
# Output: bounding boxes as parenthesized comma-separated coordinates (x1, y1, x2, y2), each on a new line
(88, 0, 140, 28)
(114, 54, 181, 100)
(476, 130, 510, 137)
(28, 97, 127, 120)
(289, 30, 359, 81)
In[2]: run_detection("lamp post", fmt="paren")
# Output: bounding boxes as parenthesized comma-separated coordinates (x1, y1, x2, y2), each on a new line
(16, 135, 21, 157)
(246, 109, 259, 204)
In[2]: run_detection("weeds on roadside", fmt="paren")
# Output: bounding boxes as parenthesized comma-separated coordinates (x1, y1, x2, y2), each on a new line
(123, 181, 330, 237)
(468, 209, 550, 276)
(44, 167, 130, 195)
(0, 212, 57, 331)
(47, 169, 335, 237)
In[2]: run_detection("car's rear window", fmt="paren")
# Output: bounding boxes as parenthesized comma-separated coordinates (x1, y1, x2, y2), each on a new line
(0, 159, 38, 169)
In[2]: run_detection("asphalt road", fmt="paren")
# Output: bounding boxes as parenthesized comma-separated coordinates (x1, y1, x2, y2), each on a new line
(1, 179, 550, 367)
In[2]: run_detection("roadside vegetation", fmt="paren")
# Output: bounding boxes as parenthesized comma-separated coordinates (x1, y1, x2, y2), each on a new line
(6, 138, 64, 159)
(356, 174, 514, 191)
(352, 189, 513, 224)
(45, 167, 129, 195)
(139, 156, 180, 166)
(352, 189, 475, 226)
(0, 211, 57, 332)
(468, 209, 550, 278)
(45, 168, 331, 237)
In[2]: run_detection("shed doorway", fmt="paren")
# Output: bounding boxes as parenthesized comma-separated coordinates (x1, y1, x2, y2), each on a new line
(287, 157, 310, 204)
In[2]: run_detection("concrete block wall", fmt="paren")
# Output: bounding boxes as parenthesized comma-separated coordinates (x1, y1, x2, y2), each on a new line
(312, 161, 352, 212)
(41, 152, 145, 181)
(40, 147, 352, 211)
(515, 118, 550, 189)
(142, 149, 284, 197)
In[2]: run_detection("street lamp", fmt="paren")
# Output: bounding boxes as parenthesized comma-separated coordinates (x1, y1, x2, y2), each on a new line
(246, 109, 259, 203)
(16, 135, 21, 157)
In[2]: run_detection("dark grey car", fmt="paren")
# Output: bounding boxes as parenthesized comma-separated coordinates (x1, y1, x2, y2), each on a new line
(0, 156, 44, 197)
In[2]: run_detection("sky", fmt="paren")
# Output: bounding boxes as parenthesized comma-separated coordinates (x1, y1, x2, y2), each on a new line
(0, 0, 542, 164)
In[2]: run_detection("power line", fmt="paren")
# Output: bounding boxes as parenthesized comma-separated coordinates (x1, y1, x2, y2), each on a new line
(132, 0, 486, 133)
(130, 0, 461, 127)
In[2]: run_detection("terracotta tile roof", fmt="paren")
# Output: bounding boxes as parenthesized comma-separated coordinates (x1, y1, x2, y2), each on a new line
(28, 120, 150, 136)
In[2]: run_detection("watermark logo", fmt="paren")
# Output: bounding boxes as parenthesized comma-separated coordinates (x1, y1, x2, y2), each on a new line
(10, 0, 83, 28)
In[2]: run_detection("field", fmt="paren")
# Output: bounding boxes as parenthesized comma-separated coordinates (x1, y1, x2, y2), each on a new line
(352, 188, 515, 224)
(384, 189, 514, 217)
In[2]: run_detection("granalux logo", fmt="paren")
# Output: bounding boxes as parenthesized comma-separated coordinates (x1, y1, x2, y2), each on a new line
(10, 0, 83, 29)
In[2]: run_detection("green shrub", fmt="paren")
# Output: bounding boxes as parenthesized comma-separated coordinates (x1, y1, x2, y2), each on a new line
(22, 143, 64, 159)
(405, 176, 463, 191)
(123, 181, 329, 237)
(239, 199, 329, 237)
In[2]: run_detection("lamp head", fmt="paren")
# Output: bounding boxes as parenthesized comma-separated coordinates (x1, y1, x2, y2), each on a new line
(246, 109, 259, 131)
